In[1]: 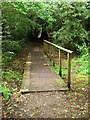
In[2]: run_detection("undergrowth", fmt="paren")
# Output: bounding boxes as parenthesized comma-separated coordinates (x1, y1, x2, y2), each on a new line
(1, 40, 26, 101)
(54, 46, 88, 91)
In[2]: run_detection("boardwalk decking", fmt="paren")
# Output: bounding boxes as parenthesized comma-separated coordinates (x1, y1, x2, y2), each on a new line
(21, 43, 68, 92)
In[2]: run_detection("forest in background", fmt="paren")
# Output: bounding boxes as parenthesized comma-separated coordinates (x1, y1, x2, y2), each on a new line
(0, 1, 90, 104)
(0, 1, 90, 118)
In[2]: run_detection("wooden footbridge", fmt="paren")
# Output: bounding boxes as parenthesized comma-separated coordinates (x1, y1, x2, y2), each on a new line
(21, 40, 73, 93)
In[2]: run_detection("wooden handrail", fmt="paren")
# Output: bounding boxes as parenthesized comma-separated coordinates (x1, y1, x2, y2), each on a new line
(44, 40, 73, 53)
(44, 40, 73, 90)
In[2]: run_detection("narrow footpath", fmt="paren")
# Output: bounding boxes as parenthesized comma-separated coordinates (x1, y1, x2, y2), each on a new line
(22, 42, 67, 91)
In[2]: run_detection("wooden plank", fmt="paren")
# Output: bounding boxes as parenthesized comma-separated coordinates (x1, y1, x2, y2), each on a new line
(44, 40, 73, 53)
(21, 52, 31, 90)
(59, 49, 62, 77)
(67, 53, 71, 90)
(21, 89, 69, 94)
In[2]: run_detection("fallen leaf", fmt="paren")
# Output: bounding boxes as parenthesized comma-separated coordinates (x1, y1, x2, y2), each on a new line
(77, 105, 80, 109)
(70, 110, 75, 113)
(31, 113, 35, 117)
(80, 107, 84, 110)
(13, 104, 17, 107)
(7, 107, 12, 110)
(44, 63, 49, 66)
(64, 109, 68, 112)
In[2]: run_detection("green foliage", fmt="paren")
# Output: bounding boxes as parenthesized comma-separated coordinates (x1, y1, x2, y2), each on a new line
(54, 64, 68, 76)
(2, 51, 16, 65)
(0, 84, 12, 101)
(54, 46, 88, 85)
(2, 2, 55, 40)
(2, 2, 89, 50)
(2, 40, 21, 53)
(76, 43, 88, 54)
(54, 64, 59, 74)
(1, 2, 89, 103)
(51, 2, 89, 51)
(2, 70, 22, 82)
(2, 40, 21, 65)
(88, 53, 90, 76)
(2, 2, 32, 40)
(71, 45, 88, 76)
(1, 70, 22, 101)
(72, 54, 88, 75)
(62, 68, 68, 76)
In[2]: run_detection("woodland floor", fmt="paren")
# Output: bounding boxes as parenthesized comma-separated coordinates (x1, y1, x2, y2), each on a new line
(2, 41, 89, 119)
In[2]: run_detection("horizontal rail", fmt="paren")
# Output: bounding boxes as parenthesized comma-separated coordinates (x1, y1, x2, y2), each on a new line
(44, 40, 73, 53)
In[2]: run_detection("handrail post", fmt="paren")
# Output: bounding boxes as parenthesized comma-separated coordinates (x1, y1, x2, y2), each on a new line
(49, 45, 52, 61)
(44, 40, 73, 90)
(59, 49, 62, 77)
(44, 41, 46, 54)
(46, 43, 48, 55)
(52, 46, 55, 67)
(48, 43, 49, 57)
(67, 53, 71, 90)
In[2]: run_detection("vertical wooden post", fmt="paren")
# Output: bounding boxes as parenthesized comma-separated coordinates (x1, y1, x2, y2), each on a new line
(59, 49, 62, 77)
(46, 43, 48, 56)
(51, 45, 53, 61)
(67, 53, 71, 90)
(52, 46, 55, 67)
(44, 42, 46, 55)
(49, 44, 51, 60)
(50, 45, 52, 61)
(47, 43, 49, 57)
(44, 42, 46, 54)
(46, 42, 48, 56)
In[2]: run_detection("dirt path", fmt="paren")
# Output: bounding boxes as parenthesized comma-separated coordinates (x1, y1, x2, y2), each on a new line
(11, 91, 72, 118)
(8, 90, 88, 118)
